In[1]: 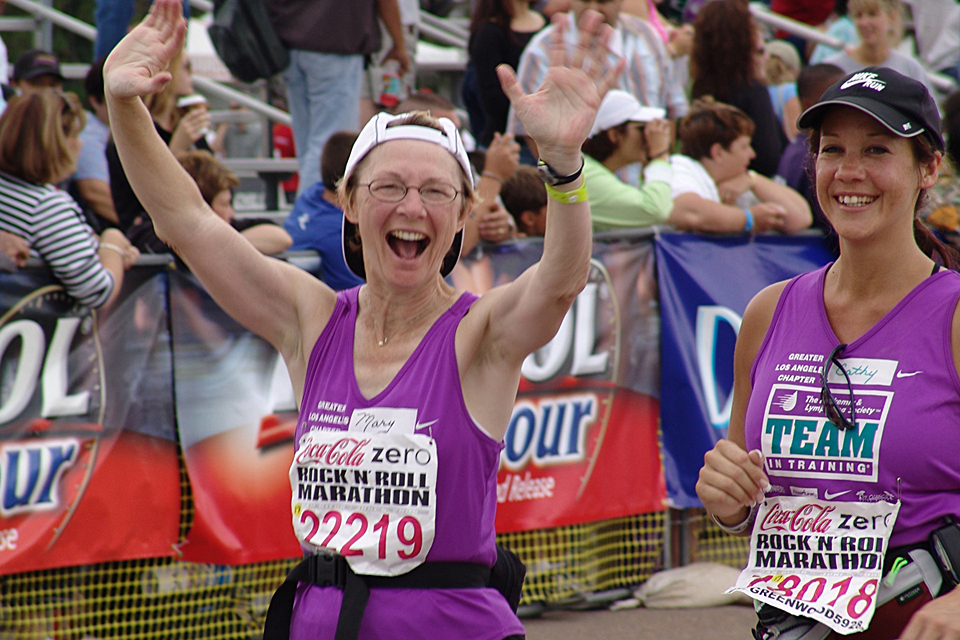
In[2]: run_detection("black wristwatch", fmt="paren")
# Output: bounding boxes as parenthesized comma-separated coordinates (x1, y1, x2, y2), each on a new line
(536, 155, 584, 186)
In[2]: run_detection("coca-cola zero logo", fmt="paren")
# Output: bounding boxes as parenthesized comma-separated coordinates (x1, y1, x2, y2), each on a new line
(759, 502, 835, 534)
(295, 435, 370, 467)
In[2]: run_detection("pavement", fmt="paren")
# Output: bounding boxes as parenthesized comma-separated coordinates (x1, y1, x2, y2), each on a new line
(521, 604, 758, 640)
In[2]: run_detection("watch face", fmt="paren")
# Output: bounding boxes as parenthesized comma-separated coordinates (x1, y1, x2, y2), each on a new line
(536, 160, 560, 186)
(536, 157, 583, 186)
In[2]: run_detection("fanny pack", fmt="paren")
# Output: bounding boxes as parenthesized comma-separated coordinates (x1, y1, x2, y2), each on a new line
(263, 544, 525, 640)
(752, 547, 944, 640)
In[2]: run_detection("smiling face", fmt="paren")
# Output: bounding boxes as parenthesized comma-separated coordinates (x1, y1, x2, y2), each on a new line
(345, 139, 469, 289)
(815, 106, 939, 244)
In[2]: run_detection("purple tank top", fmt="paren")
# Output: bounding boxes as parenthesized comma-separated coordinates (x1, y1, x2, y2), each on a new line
(745, 264, 960, 548)
(291, 287, 524, 640)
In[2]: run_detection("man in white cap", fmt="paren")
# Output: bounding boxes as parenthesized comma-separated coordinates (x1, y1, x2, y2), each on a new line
(581, 89, 674, 230)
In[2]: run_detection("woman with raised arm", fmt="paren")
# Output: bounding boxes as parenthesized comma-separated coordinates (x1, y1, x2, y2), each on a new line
(696, 67, 960, 640)
(103, 1, 621, 638)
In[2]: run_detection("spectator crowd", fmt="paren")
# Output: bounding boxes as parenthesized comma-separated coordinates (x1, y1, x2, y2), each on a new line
(0, 0, 958, 295)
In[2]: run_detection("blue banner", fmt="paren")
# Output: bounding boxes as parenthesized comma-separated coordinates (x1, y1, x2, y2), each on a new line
(656, 233, 835, 507)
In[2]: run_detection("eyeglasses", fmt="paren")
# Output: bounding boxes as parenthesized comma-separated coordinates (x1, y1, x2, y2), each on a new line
(820, 343, 858, 430)
(360, 179, 460, 206)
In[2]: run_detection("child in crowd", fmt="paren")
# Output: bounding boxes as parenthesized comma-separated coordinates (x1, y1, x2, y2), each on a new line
(282, 131, 363, 290)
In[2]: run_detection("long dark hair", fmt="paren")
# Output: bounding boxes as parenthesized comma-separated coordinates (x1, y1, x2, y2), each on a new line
(469, 0, 515, 36)
(691, 0, 758, 102)
(806, 125, 959, 270)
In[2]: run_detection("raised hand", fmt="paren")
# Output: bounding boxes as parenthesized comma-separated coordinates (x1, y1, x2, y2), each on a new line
(103, 0, 187, 101)
(497, 10, 625, 172)
(483, 132, 521, 182)
(478, 202, 516, 244)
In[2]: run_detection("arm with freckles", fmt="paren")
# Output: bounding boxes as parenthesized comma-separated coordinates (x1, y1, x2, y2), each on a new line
(457, 11, 623, 441)
(695, 282, 784, 532)
(473, 11, 623, 359)
(103, 0, 334, 372)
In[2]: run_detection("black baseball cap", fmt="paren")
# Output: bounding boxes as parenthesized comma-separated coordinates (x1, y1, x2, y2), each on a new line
(12, 49, 64, 83)
(797, 66, 944, 153)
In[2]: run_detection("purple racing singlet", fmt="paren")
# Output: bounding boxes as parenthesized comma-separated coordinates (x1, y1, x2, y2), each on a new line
(745, 264, 960, 548)
(290, 287, 524, 640)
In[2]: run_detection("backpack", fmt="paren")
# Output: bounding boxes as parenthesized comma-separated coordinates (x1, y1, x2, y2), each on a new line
(208, 0, 290, 83)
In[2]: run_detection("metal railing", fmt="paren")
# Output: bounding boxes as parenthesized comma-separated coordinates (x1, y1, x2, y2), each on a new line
(748, 1, 957, 94)
(4, 0, 292, 126)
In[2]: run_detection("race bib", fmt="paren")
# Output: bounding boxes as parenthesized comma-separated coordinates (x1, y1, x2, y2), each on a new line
(289, 428, 438, 576)
(726, 495, 900, 635)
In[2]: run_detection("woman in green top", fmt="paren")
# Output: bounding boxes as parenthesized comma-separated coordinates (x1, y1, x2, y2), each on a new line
(581, 89, 674, 232)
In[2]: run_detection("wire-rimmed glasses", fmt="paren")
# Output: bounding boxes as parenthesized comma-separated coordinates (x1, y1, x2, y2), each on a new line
(360, 179, 460, 206)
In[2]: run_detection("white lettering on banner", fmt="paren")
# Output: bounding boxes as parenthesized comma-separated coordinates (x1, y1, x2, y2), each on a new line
(522, 284, 609, 382)
(0, 439, 79, 516)
(0, 528, 18, 551)
(496, 472, 557, 503)
(0, 318, 90, 424)
(695, 306, 742, 429)
(501, 394, 597, 470)
(727, 495, 899, 635)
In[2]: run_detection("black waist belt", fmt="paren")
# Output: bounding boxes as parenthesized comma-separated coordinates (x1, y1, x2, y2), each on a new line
(263, 552, 492, 640)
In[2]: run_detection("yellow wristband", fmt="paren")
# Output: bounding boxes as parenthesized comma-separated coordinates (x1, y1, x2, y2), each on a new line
(544, 181, 588, 204)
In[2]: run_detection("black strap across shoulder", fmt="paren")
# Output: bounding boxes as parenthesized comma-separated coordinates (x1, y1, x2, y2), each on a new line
(262, 552, 492, 640)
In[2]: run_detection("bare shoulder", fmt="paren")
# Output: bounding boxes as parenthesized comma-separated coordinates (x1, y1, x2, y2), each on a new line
(272, 260, 339, 365)
(455, 285, 506, 359)
(745, 281, 790, 323)
(738, 280, 791, 357)
(951, 288, 960, 378)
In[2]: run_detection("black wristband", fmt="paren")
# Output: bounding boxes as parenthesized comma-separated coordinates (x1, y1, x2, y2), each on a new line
(537, 155, 584, 186)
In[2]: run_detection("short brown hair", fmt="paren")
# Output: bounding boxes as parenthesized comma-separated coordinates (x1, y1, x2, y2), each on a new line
(677, 97, 755, 160)
(582, 123, 630, 163)
(500, 166, 546, 231)
(0, 89, 85, 184)
(321, 130, 359, 191)
(394, 91, 457, 117)
(175, 150, 239, 205)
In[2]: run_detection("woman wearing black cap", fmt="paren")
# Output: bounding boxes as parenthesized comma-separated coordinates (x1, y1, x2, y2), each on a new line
(103, 1, 622, 638)
(696, 66, 960, 640)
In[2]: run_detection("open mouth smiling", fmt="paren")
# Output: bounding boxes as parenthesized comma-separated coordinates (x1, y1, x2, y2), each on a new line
(387, 230, 430, 259)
